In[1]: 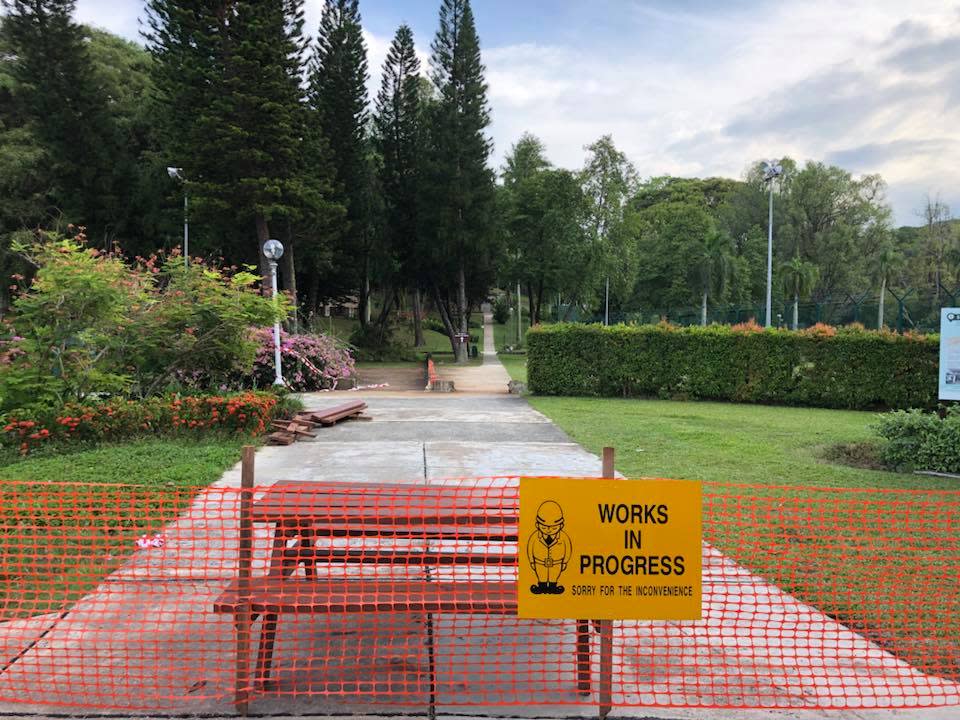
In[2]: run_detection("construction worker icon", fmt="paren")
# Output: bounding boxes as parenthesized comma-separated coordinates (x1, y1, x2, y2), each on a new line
(526, 500, 573, 595)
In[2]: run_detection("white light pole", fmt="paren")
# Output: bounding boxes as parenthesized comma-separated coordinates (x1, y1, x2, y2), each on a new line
(605, 277, 610, 326)
(167, 167, 188, 267)
(762, 160, 783, 328)
(516, 281, 522, 346)
(262, 239, 285, 386)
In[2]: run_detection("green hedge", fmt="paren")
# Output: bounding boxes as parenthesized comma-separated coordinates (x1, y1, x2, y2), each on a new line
(527, 323, 938, 410)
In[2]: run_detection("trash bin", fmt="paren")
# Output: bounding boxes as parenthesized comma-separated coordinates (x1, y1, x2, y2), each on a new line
(470, 344, 479, 359)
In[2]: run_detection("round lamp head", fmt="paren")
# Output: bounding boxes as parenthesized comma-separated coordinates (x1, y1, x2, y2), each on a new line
(167, 166, 183, 180)
(262, 239, 284, 261)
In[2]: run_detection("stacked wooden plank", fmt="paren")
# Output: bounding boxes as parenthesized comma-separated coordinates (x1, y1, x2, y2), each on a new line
(267, 400, 369, 445)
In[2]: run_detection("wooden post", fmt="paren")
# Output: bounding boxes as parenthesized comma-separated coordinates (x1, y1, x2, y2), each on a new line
(235, 446, 255, 715)
(598, 447, 614, 719)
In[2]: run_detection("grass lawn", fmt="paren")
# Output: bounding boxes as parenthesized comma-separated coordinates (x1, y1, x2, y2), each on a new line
(493, 314, 531, 351)
(0, 437, 245, 619)
(529, 397, 960, 679)
(498, 352, 527, 383)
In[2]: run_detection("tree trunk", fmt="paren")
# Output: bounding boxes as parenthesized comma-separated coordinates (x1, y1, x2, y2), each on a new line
(793, 293, 799, 330)
(358, 255, 371, 329)
(526, 284, 535, 329)
(534, 279, 545, 326)
(307, 270, 320, 320)
(412, 288, 425, 347)
(878, 277, 886, 329)
(455, 263, 468, 363)
(282, 224, 298, 333)
(254, 213, 271, 290)
(374, 288, 394, 344)
(433, 284, 458, 355)
(701, 291, 708, 326)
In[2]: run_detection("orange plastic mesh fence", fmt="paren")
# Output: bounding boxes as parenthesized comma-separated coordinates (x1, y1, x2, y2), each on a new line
(0, 478, 957, 713)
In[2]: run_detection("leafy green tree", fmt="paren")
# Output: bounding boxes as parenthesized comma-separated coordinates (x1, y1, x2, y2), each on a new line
(0, 1, 123, 244)
(375, 24, 423, 344)
(778, 256, 819, 329)
(693, 230, 734, 325)
(579, 135, 639, 317)
(422, 0, 496, 362)
(499, 134, 589, 324)
(308, 0, 372, 321)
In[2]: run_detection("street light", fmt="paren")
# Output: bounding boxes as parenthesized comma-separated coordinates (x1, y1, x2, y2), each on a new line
(262, 239, 285, 386)
(762, 160, 783, 328)
(167, 167, 188, 268)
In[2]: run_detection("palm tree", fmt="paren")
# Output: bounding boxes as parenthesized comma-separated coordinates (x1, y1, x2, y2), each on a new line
(693, 230, 733, 326)
(779, 256, 819, 329)
(873, 246, 903, 329)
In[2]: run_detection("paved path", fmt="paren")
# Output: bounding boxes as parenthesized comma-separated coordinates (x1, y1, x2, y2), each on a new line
(1, 382, 958, 717)
(440, 313, 512, 394)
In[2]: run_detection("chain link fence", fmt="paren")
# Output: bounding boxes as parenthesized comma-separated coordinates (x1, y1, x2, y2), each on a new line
(555, 288, 960, 333)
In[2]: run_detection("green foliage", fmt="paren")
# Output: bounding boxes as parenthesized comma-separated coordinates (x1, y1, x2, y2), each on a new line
(527, 322, 938, 410)
(309, 0, 372, 306)
(493, 295, 511, 324)
(0, 232, 285, 411)
(874, 407, 960, 473)
(374, 24, 421, 297)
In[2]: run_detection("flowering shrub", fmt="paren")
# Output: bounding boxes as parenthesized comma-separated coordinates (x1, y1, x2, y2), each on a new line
(0, 230, 287, 411)
(248, 328, 354, 391)
(1, 391, 278, 455)
(801, 322, 838, 337)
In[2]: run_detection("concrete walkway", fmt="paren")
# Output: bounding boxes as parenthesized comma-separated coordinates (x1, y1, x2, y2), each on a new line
(1, 386, 958, 718)
(440, 312, 512, 393)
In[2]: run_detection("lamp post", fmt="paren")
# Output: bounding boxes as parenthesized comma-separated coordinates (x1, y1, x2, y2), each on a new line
(167, 167, 188, 267)
(762, 160, 783, 328)
(262, 239, 285, 386)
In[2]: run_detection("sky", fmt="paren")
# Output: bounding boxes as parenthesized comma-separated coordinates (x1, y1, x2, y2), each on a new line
(72, 0, 960, 226)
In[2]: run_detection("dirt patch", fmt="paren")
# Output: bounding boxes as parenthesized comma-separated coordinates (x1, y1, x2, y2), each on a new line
(354, 366, 424, 392)
(821, 441, 886, 471)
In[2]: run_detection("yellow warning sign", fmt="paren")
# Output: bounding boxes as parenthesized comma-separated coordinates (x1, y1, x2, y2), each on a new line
(518, 477, 702, 620)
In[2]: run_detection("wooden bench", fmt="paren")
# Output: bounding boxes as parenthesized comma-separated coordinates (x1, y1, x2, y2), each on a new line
(215, 449, 615, 717)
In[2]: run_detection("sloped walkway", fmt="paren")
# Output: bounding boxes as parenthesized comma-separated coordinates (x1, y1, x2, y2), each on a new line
(439, 313, 512, 393)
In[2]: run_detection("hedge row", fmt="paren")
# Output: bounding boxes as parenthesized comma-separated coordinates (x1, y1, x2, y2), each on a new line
(1, 391, 281, 454)
(527, 322, 938, 410)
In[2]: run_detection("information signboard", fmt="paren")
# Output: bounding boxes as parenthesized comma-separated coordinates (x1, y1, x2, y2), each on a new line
(939, 308, 960, 401)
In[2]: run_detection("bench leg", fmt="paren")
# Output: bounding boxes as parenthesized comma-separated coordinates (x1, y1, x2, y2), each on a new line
(598, 620, 613, 719)
(256, 613, 280, 689)
(576, 619, 591, 695)
(234, 611, 253, 715)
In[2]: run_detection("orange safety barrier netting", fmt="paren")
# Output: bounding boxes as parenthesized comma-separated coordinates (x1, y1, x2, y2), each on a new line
(0, 477, 958, 713)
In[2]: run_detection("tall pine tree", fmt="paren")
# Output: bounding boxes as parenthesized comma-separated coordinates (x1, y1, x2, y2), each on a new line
(145, 0, 328, 287)
(375, 24, 423, 344)
(308, 0, 372, 322)
(423, 0, 496, 362)
(2, 0, 122, 244)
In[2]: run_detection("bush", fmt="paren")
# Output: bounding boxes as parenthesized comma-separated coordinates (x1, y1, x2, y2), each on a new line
(874, 409, 941, 470)
(493, 296, 510, 324)
(248, 328, 354, 391)
(1, 391, 280, 455)
(0, 231, 287, 411)
(527, 322, 938, 410)
(875, 407, 960, 473)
